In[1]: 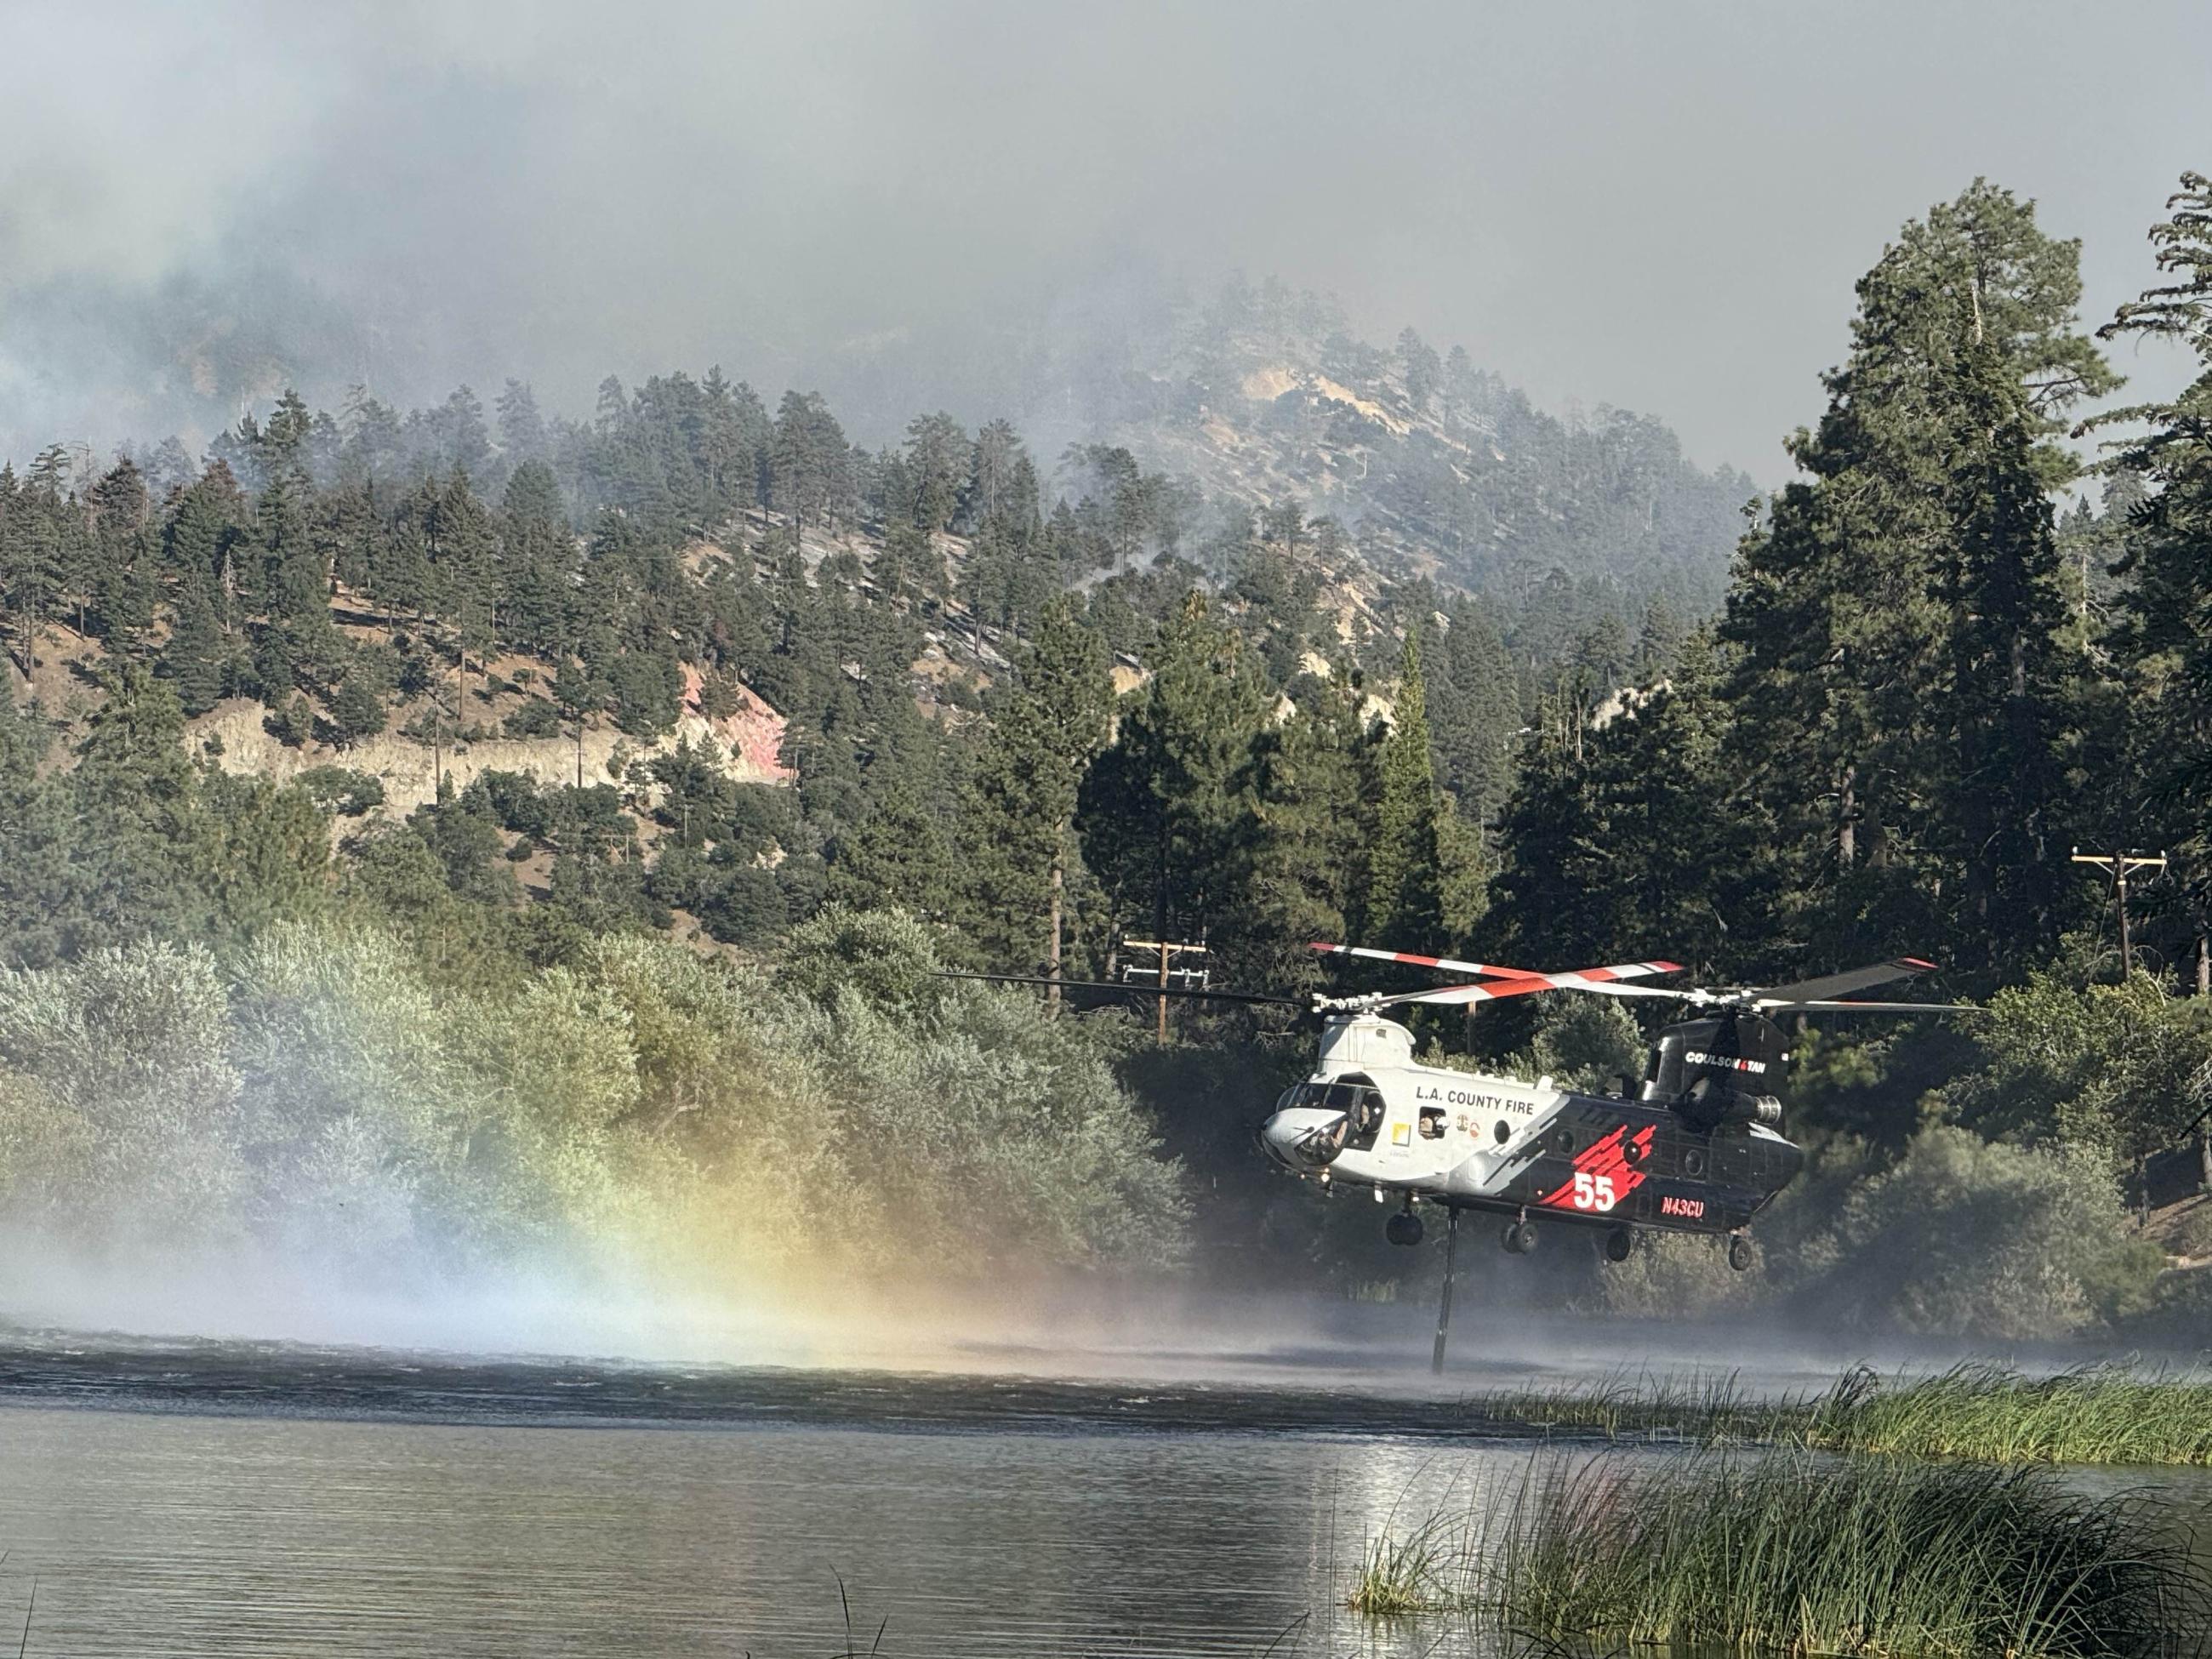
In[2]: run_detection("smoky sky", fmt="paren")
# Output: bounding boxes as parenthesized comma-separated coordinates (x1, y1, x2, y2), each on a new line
(2, 0, 2206, 480)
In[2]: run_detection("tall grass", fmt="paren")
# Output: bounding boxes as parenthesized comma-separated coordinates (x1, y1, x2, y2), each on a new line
(1808, 1364, 2212, 1466)
(1498, 1450, 2205, 1657)
(1462, 1363, 2212, 1466)
(1467, 1367, 1786, 1445)
(1343, 1512, 1466, 1616)
(1350, 1448, 2209, 1656)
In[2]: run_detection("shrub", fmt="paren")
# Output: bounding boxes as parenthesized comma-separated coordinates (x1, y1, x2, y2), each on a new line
(1797, 1126, 2152, 1341)
(295, 766, 386, 818)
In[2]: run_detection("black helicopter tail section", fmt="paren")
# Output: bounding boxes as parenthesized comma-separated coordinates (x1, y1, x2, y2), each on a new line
(1641, 1011, 1790, 1128)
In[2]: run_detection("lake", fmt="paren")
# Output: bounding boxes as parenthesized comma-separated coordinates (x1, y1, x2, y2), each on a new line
(0, 1331, 2203, 1656)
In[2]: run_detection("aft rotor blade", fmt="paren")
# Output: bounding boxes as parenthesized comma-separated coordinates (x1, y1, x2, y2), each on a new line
(934, 972, 1304, 1008)
(1752, 958, 1940, 1004)
(1753, 997, 1985, 1015)
(1311, 942, 1683, 985)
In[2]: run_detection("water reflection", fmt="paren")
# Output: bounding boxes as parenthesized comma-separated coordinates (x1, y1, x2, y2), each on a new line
(0, 1404, 1551, 1657)
(2, 1350, 2209, 1658)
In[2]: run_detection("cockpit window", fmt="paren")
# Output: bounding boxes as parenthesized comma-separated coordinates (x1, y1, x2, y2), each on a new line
(1331, 1074, 1385, 1151)
(1282, 1075, 1388, 1149)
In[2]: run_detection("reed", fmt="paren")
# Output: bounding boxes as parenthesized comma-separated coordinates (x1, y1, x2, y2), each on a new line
(1348, 1448, 2207, 1656)
(1807, 1364, 2212, 1466)
(1462, 1363, 2212, 1466)
(1342, 1512, 1464, 1616)
(1493, 1449, 2205, 1658)
(1465, 1366, 1786, 1445)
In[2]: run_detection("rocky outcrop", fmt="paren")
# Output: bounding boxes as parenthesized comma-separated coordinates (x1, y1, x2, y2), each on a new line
(189, 675, 791, 819)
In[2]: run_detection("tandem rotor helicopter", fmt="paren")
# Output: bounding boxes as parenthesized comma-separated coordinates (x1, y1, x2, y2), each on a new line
(957, 942, 1977, 1371)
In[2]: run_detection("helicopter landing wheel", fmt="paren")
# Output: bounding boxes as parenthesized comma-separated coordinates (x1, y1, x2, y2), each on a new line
(1385, 1206, 1424, 1247)
(1728, 1234, 1754, 1273)
(1605, 1227, 1633, 1263)
(1502, 1220, 1536, 1256)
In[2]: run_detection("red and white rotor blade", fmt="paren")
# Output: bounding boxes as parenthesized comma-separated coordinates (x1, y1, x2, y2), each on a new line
(1310, 941, 1548, 979)
(1311, 942, 1684, 987)
(1378, 962, 1689, 1008)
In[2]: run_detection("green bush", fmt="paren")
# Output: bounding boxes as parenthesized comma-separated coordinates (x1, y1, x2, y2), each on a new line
(0, 916, 1190, 1283)
(1797, 1126, 2153, 1340)
(295, 766, 386, 817)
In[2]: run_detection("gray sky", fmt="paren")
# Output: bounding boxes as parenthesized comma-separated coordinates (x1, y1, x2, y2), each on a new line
(2, 0, 2205, 480)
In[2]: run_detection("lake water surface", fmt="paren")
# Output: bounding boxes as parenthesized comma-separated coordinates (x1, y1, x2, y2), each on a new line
(0, 1336, 2204, 1657)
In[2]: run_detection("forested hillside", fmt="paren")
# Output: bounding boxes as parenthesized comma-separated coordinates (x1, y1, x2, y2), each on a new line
(1029, 276, 1754, 612)
(3, 174, 2211, 1343)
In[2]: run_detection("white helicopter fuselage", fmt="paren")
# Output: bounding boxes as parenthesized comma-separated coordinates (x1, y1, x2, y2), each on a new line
(1256, 1012, 1798, 1234)
(1258, 1013, 1566, 1200)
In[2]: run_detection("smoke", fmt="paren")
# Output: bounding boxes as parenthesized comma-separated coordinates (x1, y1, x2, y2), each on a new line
(3, 0, 2206, 476)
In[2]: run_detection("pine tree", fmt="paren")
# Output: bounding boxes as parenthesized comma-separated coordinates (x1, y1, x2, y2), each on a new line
(257, 468, 321, 623)
(159, 567, 230, 715)
(3, 450, 70, 673)
(771, 391, 850, 532)
(1079, 592, 1266, 948)
(1723, 180, 2114, 975)
(903, 412, 969, 532)
(1934, 334, 2078, 961)
(1428, 594, 1523, 830)
(1491, 631, 1758, 976)
(328, 673, 389, 749)
(1399, 327, 1442, 409)
(500, 460, 575, 657)
(2089, 172, 2212, 983)
(271, 693, 315, 749)
(967, 419, 1029, 533)
(1362, 627, 1446, 949)
(963, 597, 1113, 989)
(828, 778, 956, 919)
(1232, 665, 1378, 988)
(87, 459, 151, 648)
(496, 379, 548, 463)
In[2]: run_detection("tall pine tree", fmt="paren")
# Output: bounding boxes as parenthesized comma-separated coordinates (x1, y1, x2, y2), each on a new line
(963, 597, 1111, 991)
(1723, 180, 2114, 978)
(1361, 628, 1446, 949)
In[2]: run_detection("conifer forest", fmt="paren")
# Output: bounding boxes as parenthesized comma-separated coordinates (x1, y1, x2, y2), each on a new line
(3, 172, 2212, 1347)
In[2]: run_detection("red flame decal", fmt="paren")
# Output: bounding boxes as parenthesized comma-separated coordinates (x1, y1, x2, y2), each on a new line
(1536, 1123, 1655, 1213)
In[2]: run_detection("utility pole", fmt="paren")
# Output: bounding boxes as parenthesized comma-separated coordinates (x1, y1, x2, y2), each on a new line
(1119, 937, 1208, 1046)
(2072, 848, 2167, 977)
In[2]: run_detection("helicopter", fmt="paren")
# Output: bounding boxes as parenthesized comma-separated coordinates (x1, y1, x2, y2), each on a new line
(954, 943, 1978, 1370)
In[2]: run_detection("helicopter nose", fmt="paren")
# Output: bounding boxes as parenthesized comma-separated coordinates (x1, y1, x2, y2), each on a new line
(1261, 1108, 1348, 1170)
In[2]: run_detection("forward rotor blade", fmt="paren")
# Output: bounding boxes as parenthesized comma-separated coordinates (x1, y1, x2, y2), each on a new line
(934, 971, 1304, 1008)
(1311, 942, 1683, 986)
(1752, 958, 1940, 1004)
(1310, 942, 1547, 979)
(1375, 966, 1693, 1009)
(1753, 997, 1984, 1015)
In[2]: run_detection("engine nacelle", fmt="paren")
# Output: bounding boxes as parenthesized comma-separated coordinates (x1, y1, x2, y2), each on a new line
(1676, 1077, 1783, 1132)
